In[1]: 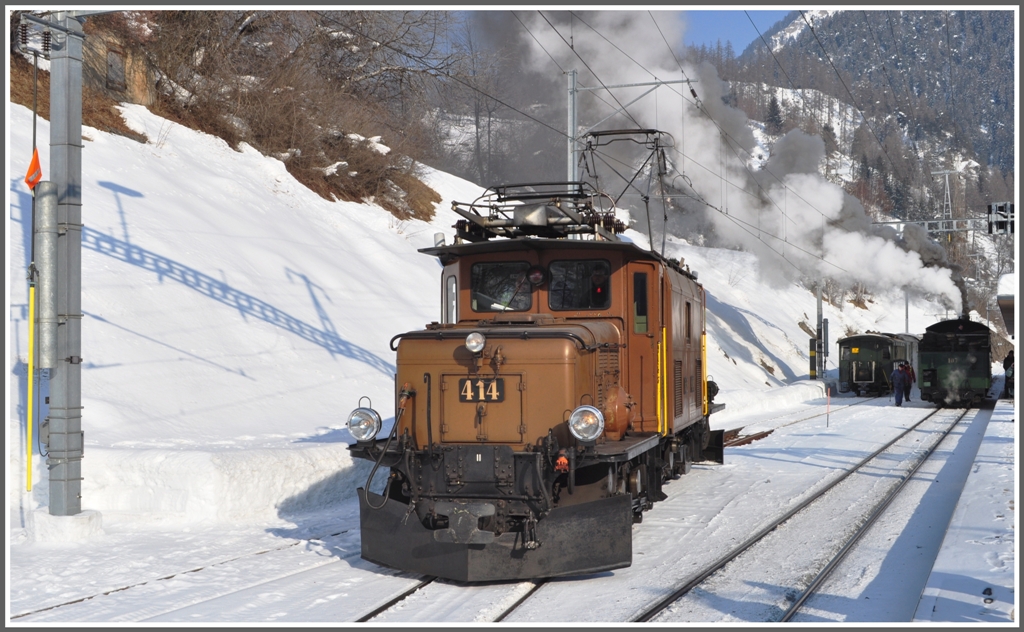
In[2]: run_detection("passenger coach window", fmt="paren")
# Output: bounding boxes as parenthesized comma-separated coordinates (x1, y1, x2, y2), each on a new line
(445, 275, 457, 323)
(633, 273, 648, 333)
(470, 262, 531, 312)
(549, 260, 612, 310)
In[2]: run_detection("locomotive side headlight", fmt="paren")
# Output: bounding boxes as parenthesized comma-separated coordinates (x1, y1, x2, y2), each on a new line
(465, 331, 486, 353)
(568, 405, 605, 443)
(348, 407, 382, 442)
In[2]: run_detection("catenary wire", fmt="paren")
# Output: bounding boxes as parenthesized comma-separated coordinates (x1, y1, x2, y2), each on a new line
(536, 10, 644, 130)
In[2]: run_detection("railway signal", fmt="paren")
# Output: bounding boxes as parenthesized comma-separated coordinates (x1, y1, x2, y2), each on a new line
(986, 202, 1014, 235)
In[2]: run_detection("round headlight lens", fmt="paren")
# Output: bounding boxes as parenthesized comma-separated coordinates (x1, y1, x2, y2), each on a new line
(568, 405, 605, 442)
(348, 407, 382, 442)
(465, 331, 486, 353)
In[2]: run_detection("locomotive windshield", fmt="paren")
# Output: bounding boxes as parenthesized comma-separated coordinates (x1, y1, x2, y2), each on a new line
(549, 259, 612, 310)
(470, 261, 532, 312)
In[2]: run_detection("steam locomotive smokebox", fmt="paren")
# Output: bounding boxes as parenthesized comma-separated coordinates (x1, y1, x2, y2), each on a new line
(357, 488, 632, 582)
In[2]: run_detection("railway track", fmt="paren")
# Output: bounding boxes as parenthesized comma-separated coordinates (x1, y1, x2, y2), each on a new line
(633, 406, 971, 622)
(354, 576, 546, 623)
(16, 401, 962, 624)
(364, 397, 897, 623)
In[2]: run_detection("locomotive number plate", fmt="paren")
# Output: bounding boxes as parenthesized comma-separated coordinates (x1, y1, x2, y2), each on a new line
(459, 378, 505, 402)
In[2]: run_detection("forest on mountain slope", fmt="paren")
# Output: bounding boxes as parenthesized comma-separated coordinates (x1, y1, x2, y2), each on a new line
(692, 10, 1015, 220)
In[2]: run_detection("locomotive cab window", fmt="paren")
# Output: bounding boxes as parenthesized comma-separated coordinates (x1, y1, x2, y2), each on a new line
(549, 259, 612, 310)
(633, 272, 648, 333)
(444, 275, 457, 323)
(470, 261, 532, 312)
(686, 301, 692, 342)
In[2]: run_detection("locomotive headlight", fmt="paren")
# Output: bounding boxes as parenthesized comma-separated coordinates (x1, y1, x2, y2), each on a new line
(347, 407, 382, 442)
(568, 405, 605, 443)
(465, 331, 486, 353)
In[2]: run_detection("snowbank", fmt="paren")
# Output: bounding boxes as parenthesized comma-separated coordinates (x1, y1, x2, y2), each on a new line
(711, 380, 828, 430)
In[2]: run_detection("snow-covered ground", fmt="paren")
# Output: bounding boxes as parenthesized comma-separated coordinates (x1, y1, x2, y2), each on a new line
(6, 101, 1017, 623)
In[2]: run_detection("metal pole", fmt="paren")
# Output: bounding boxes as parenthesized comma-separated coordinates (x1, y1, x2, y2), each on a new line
(822, 318, 829, 375)
(47, 11, 85, 516)
(905, 290, 909, 333)
(36, 183, 59, 368)
(816, 285, 823, 379)
(567, 69, 577, 187)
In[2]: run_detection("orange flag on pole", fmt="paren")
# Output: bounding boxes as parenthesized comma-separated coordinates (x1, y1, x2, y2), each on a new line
(25, 148, 42, 189)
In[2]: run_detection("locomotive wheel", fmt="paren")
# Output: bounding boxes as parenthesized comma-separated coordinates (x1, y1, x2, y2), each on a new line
(628, 467, 643, 497)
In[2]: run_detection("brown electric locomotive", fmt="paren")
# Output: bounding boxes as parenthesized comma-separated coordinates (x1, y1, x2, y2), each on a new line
(347, 182, 724, 582)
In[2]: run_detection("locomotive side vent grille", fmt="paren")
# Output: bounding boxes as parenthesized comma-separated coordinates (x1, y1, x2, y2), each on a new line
(674, 361, 684, 417)
(597, 347, 620, 407)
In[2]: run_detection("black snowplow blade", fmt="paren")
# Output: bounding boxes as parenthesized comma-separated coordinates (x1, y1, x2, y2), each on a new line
(357, 489, 632, 582)
(699, 429, 725, 464)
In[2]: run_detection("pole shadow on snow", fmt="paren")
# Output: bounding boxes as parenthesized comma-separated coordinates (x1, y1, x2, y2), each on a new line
(96, 180, 143, 243)
(10, 178, 33, 269)
(81, 226, 395, 376)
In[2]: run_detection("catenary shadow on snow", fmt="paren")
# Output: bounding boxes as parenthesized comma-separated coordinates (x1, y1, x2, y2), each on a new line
(81, 226, 395, 375)
(83, 310, 253, 378)
(733, 444, 913, 479)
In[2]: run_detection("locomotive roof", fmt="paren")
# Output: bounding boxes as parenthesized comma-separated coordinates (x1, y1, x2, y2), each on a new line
(924, 318, 991, 335)
(419, 238, 698, 280)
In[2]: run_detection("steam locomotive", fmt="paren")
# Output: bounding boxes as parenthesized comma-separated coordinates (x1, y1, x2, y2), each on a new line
(918, 317, 992, 406)
(346, 182, 724, 582)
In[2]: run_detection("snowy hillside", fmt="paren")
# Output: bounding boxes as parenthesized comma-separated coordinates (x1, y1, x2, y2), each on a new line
(8, 102, 960, 527)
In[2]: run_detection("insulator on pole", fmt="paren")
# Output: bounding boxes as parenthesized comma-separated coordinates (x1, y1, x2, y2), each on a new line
(42, 30, 51, 54)
(19, 23, 29, 46)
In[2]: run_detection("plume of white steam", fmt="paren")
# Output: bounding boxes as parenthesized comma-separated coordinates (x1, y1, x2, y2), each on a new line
(516, 10, 961, 310)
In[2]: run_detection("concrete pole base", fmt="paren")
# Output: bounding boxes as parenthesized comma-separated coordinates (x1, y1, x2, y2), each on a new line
(28, 508, 103, 543)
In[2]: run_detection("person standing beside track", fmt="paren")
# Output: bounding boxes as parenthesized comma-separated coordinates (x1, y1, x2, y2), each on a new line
(890, 363, 907, 406)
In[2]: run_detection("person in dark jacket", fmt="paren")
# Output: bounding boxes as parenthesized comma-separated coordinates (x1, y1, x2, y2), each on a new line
(890, 364, 906, 406)
(1004, 349, 1014, 372)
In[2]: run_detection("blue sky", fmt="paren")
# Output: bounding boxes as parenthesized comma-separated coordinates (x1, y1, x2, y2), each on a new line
(681, 10, 794, 53)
